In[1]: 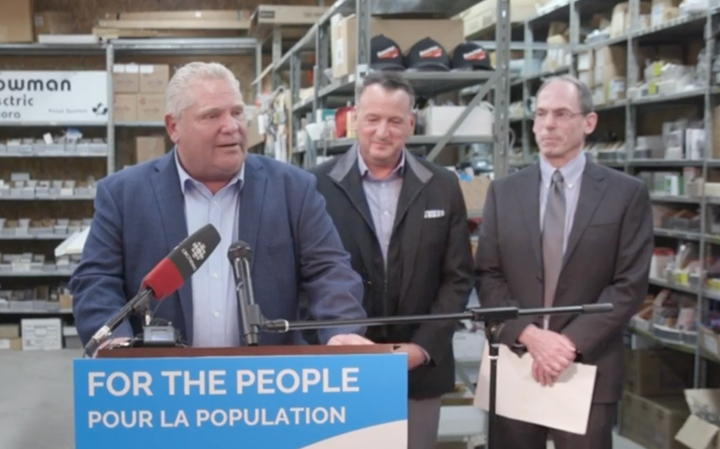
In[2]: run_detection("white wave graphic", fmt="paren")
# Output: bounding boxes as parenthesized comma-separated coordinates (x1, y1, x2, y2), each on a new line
(299, 420, 408, 449)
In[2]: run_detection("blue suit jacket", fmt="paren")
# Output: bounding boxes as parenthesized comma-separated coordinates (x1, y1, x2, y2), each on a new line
(70, 150, 367, 347)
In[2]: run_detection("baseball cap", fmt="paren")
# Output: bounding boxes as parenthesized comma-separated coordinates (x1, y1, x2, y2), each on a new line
(452, 42, 493, 71)
(406, 37, 451, 72)
(370, 35, 406, 71)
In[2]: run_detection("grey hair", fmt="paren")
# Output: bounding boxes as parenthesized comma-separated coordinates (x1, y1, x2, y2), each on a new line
(355, 71, 416, 111)
(537, 74, 594, 114)
(166, 62, 242, 118)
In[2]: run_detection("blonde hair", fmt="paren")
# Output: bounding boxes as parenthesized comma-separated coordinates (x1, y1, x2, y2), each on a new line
(166, 62, 243, 118)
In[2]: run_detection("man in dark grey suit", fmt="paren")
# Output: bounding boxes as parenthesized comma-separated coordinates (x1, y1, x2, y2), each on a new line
(475, 75, 654, 449)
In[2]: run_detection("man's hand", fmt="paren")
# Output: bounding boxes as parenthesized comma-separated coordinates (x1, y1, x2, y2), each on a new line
(518, 325, 576, 378)
(327, 334, 374, 346)
(394, 343, 428, 370)
(532, 359, 558, 386)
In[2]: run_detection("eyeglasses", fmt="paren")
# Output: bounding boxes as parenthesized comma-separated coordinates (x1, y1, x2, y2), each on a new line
(532, 109, 585, 122)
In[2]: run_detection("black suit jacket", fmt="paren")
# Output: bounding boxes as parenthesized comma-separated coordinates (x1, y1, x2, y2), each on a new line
(475, 160, 654, 403)
(309, 146, 474, 399)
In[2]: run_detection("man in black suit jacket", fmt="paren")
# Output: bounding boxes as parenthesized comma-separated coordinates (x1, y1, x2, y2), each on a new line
(475, 75, 654, 449)
(310, 71, 474, 449)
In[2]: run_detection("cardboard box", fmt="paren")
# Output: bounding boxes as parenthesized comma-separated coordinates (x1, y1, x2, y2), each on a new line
(21, 318, 63, 350)
(116, 10, 250, 22)
(675, 389, 720, 449)
(578, 70, 594, 88)
(0, 338, 22, 350)
(135, 136, 167, 163)
(0, 324, 20, 339)
(136, 94, 165, 122)
(420, 105, 493, 137)
(113, 64, 140, 93)
(331, 15, 463, 79)
(624, 347, 695, 397)
(594, 45, 627, 68)
(577, 51, 594, 71)
(113, 94, 137, 122)
(651, 0, 682, 26)
(0, 0, 34, 43)
(610, 2, 651, 38)
(253, 5, 327, 25)
(139, 64, 169, 93)
(455, 0, 535, 38)
(459, 176, 490, 215)
(607, 77, 627, 101)
(639, 394, 690, 449)
(33, 11, 74, 38)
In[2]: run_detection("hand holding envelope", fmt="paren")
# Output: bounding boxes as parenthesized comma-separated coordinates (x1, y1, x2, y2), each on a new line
(474, 343, 597, 435)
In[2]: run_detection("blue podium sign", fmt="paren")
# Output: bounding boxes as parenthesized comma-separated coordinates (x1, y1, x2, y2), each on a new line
(73, 353, 408, 449)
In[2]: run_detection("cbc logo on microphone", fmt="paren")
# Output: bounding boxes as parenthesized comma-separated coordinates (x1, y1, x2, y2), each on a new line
(191, 242, 207, 261)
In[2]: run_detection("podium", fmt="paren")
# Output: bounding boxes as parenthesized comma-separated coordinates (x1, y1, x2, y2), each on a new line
(73, 345, 408, 449)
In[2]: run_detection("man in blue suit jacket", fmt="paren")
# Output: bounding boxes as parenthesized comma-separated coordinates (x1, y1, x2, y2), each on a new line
(70, 62, 371, 350)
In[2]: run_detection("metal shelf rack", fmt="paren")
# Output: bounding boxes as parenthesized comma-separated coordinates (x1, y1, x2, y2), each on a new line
(270, 0, 511, 177)
(0, 37, 261, 313)
(509, 0, 720, 391)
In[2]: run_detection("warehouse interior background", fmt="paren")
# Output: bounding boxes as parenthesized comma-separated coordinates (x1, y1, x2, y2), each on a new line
(1, 0, 720, 448)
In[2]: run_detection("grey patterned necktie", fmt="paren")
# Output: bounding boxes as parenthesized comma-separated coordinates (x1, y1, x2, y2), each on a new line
(542, 170, 566, 320)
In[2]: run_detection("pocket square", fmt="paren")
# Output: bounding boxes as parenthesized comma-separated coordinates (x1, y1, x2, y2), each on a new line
(424, 209, 445, 219)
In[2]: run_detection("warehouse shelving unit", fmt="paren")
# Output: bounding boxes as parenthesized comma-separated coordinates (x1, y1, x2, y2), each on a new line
(508, 0, 720, 392)
(0, 37, 261, 321)
(271, 0, 511, 182)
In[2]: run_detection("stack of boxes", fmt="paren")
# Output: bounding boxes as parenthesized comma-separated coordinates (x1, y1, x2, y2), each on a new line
(620, 344, 695, 448)
(577, 45, 627, 105)
(112, 63, 170, 164)
(112, 63, 169, 123)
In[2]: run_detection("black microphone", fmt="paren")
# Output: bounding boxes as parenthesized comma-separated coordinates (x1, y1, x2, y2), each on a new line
(228, 241, 264, 346)
(83, 223, 222, 357)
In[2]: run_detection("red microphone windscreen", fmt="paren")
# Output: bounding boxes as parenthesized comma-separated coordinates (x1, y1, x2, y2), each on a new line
(140, 223, 222, 300)
(141, 258, 184, 299)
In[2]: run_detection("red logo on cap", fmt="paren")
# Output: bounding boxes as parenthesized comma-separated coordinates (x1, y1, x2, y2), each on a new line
(419, 46, 442, 58)
(377, 46, 399, 59)
(464, 49, 487, 61)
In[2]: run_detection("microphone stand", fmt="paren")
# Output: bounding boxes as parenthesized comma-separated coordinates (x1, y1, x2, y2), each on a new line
(255, 303, 613, 449)
(232, 256, 263, 346)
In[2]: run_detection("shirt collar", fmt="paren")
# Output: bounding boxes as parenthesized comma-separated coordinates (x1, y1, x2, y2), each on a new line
(539, 151, 586, 190)
(174, 147, 244, 195)
(357, 147, 406, 180)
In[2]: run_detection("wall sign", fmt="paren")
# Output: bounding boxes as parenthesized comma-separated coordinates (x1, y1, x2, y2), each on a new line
(0, 71, 108, 124)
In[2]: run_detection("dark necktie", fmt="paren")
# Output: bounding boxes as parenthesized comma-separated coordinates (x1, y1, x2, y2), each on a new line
(542, 170, 566, 325)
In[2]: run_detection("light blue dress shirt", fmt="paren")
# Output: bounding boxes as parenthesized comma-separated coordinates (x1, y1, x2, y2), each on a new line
(357, 149, 405, 264)
(357, 149, 429, 362)
(539, 151, 586, 254)
(175, 151, 245, 347)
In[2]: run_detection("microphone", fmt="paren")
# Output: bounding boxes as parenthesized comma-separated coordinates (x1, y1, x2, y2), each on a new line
(228, 241, 263, 346)
(83, 223, 222, 357)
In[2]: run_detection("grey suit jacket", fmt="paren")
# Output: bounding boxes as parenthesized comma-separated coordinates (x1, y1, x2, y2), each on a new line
(474, 160, 654, 403)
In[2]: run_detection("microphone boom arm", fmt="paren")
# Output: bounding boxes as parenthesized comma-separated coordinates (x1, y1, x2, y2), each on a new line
(260, 303, 614, 332)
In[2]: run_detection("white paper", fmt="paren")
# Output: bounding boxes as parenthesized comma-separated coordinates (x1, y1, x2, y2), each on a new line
(473, 343, 597, 435)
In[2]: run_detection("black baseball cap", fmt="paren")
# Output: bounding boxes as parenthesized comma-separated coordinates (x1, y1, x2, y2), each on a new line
(452, 42, 493, 71)
(370, 35, 406, 71)
(406, 37, 451, 72)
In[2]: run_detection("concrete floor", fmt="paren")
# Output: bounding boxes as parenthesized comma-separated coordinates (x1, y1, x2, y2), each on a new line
(0, 349, 647, 449)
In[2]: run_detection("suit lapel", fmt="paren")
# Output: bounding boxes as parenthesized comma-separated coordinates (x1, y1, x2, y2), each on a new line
(237, 156, 267, 272)
(328, 148, 377, 276)
(561, 162, 607, 271)
(516, 165, 542, 269)
(397, 154, 432, 307)
(149, 150, 193, 342)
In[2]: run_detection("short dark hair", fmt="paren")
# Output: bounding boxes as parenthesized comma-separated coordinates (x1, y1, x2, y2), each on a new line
(355, 71, 416, 109)
(537, 75, 595, 115)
